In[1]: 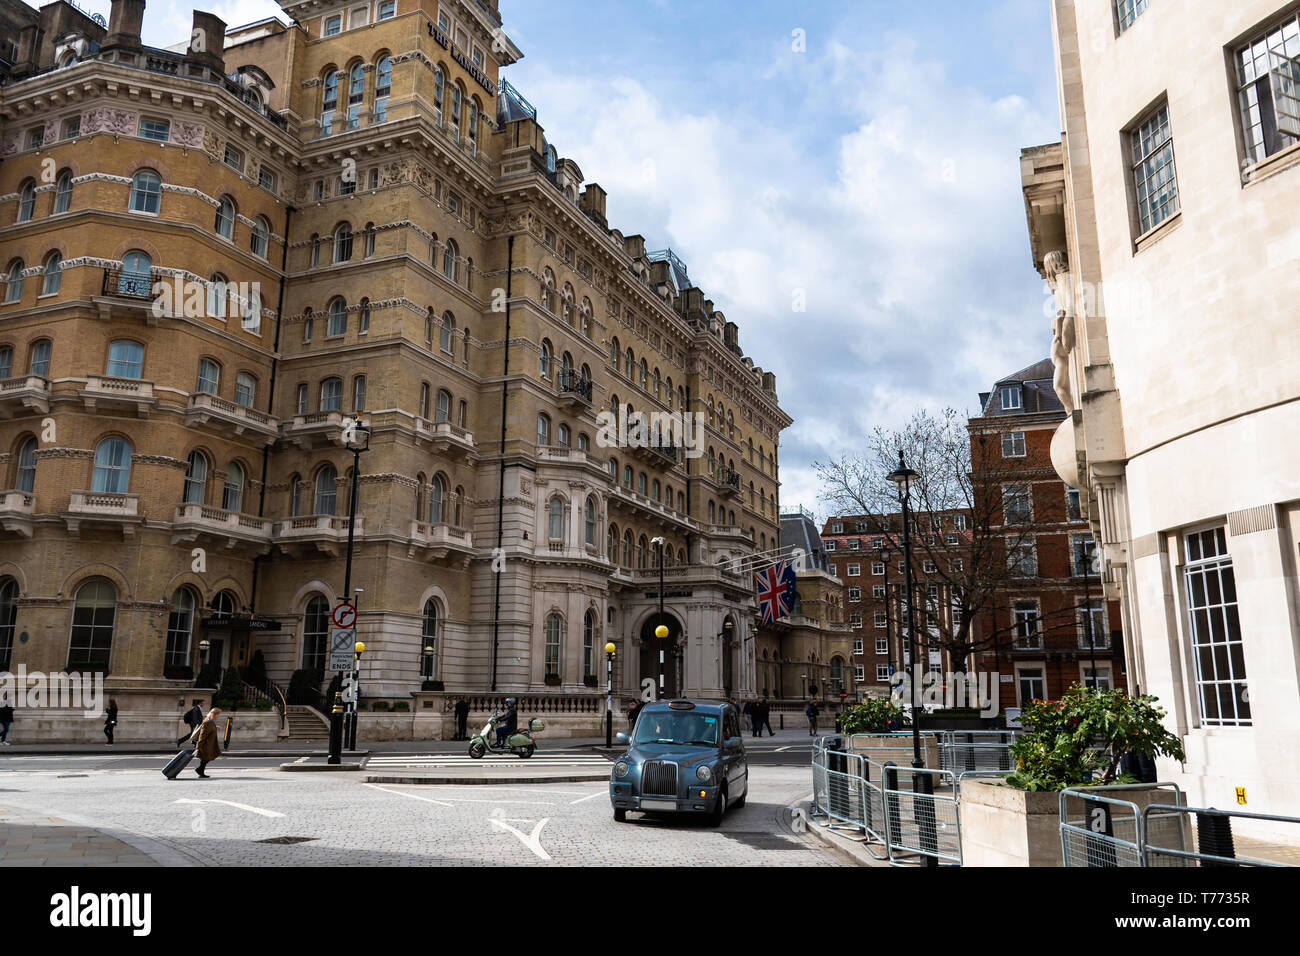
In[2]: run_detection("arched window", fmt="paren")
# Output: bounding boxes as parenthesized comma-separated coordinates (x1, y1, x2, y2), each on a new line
(584, 496, 598, 547)
(327, 296, 347, 336)
(359, 298, 370, 333)
(333, 223, 353, 263)
(118, 250, 151, 297)
(462, 328, 470, 362)
(557, 423, 570, 448)
(544, 612, 562, 677)
(91, 437, 131, 493)
(440, 311, 454, 353)
(418, 382, 430, 420)
(429, 474, 446, 523)
(623, 529, 634, 567)
(424, 307, 433, 343)
(708, 501, 716, 523)
(320, 377, 342, 411)
(69, 578, 116, 667)
(467, 99, 478, 154)
(17, 179, 36, 222)
(310, 234, 321, 268)
(346, 62, 365, 129)
(537, 413, 551, 447)
(442, 238, 457, 281)
(608, 523, 618, 560)
(236, 372, 256, 408)
(222, 461, 244, 512)
(830, 657, 845, 693)
(302, 595, 329, 669)
(638, 472, 647, 495)
(433, 67, 445, 126)
(215, 196, 236, 239)
(610, 336, 620, 365)
(364, 222, 376, 257)
(251, 216, 270, 258)
(666, 376, 674, 408)
(454, 485, 464, 525)
(421, 598, 439, 677)
(374, 55, 392, 123)
(314, 464, 338, 515)
(206, 275, 230, 319)
(4, 260, 22, 303)
(652, 479, 660, 501)
(625, 348, 634, 377)
(678, 490, 685, 512)
(623, 465, 633, 489)
(41, 252, 61, 295)
(289, 473, 303, 517)
(54, 171, 73, 214)
(106, 340, 143, 378)
(436, 388, 451, 422)
(28, 339, 51, 376)
(0, 578, 17, 662)
(639, 358, 648, 389)
(583, 610, 595, 678)
(128, 170, 162, 213)
(637, 535, 648, 570)
(322, 70, 340, 135)
(548, 495, 565, 540)
(539, 339, 552, 378)
(15, 436, 37, 493)
(183, 450, 208, 504)
(166, 587, 196, 668)
(450, 83, 463, 138)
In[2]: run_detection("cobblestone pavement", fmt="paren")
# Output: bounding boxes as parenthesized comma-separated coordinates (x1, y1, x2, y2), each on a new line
(0, 762, 847, 867)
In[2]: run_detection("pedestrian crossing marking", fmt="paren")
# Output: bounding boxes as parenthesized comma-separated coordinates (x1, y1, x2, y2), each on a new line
(365, 752, 612, 769)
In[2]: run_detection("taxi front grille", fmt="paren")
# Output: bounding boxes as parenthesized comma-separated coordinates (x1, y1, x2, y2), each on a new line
(642, 760, 678, 796)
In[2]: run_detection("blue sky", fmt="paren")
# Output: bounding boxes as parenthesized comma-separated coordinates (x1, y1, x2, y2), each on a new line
(128, 0, 1064, 517)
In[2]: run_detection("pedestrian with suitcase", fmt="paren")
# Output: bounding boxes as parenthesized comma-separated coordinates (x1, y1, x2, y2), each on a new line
(192, 708, 223, 778)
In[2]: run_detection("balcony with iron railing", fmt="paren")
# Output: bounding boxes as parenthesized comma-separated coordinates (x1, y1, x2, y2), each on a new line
(557, 369, 593, 407)
(718, 466, 741, 496)
(185, 393, 280, 443)
(99, 267, 156, 305)
(0, 375, 50, 415)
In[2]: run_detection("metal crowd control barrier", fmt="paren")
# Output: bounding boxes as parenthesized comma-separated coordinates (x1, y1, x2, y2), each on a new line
(1141, 805, 1300, 867)
(1060, 783, 1184, 867)
(880, 761, 961, 866)
(810, 737, 872, 837)
(938, 730, 1021, 772)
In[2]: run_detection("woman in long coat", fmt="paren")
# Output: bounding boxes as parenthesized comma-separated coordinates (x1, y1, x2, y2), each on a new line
(193, 708, 223, 777)
(103, 698, 118, 745)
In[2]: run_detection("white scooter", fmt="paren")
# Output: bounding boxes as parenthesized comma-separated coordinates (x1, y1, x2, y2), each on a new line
(468, 712, 544, 758)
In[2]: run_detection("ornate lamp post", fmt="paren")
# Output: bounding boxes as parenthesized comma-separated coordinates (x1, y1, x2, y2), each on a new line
(887, 450, 924, 770)
(651, 536, 667, 698)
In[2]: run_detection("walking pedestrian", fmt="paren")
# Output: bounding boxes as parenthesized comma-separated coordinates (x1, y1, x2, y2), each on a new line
(193, 707, 223, 778)
(103, 698, 118, 745)
(627, 698, 643, 731)
(805, 699, 820, 736)
(453, 697, 470, 740)
(742, 698, 756, 736)
(177, 700, 204, 747)
(759, 696, 775, 737)
(0, 696, 13, 745)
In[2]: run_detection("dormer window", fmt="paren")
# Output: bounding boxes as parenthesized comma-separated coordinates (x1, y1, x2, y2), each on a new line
(999, 384, 1022, 411)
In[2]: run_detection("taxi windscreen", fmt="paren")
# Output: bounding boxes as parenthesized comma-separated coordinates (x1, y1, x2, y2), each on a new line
(633, 711, 719, 747)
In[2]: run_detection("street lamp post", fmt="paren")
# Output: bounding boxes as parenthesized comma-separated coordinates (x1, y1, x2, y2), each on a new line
(651, 536, 667, 698)
(887, 450, 924, 770)
(877, 544, 896, 688)
(604, 642, 616, 746)
(341, 421, 370, 609)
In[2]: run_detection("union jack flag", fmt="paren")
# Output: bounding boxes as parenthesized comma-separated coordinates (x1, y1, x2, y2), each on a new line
(755, 561, 797, 626)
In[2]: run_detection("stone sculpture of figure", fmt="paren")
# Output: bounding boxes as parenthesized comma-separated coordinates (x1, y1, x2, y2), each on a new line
(1044, 250, 1076, 414)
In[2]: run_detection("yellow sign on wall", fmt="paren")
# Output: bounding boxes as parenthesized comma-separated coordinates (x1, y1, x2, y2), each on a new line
(1235, 787, 1247, 805)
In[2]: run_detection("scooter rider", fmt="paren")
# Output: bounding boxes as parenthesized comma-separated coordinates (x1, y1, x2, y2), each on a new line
(494, 697, 518, 748)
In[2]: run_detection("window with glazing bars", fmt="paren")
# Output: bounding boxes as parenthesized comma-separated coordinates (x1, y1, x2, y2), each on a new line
(1131, 103, 1179, 234)
(1115, 0, 1148, 34)
(1235, 12, 1300, 164)
(1183, 527, 1250, 726)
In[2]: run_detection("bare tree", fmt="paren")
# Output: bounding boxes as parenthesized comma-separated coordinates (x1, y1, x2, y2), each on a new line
(814, 407, 1079, 673)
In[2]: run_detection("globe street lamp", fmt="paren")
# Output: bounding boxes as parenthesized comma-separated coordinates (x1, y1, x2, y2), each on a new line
(887, 450, 924, 770)
(604, 641, 616, 746)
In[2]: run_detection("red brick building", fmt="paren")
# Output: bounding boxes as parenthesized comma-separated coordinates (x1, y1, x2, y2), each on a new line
(969, 359, 1127, 715)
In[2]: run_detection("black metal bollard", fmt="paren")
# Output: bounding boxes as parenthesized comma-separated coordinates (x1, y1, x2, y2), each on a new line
(1196, 809, 1238, 866)
(327, 695, 343, 765)
(914, 771, 940, 867)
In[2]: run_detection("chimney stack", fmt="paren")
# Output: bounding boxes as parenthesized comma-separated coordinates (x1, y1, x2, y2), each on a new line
(103, 0, 146, 54)
(189, 11, 227, 74)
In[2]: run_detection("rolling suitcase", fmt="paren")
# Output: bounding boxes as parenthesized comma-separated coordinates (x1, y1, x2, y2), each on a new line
(162, 747, 194, 780)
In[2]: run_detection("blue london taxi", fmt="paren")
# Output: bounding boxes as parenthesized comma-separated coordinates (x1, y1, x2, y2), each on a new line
(609, 699, 748, 825)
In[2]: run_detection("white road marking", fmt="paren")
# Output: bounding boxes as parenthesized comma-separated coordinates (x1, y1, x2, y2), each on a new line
(361, 783, 455, 807)
(775, 746, 793, 752)
(490, 816, 551, 860)
(174, 798, 284, 818)
(569, 790, 606, 805)
(293, 756, 309, 764)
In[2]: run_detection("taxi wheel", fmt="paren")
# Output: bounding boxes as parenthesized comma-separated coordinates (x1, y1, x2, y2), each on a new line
(708, 787, 728, 827)
(614, 808, 627, 822)
(733, 787, 746, 809)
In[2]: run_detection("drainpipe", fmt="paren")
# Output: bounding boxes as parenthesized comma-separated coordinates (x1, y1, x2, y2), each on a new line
(249, 204, 293, 615)
(490, 234, 514, 691)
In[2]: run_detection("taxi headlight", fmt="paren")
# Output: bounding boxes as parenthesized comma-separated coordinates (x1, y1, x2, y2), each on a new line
(696, 764, 712, 782)
(614, 760, 630, 777)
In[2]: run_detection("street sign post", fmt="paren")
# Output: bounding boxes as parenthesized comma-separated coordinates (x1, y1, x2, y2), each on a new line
(329, 627, 356, 671)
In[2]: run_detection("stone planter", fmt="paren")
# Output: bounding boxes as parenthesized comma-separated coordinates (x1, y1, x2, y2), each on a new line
(960, 780, 1066, 866)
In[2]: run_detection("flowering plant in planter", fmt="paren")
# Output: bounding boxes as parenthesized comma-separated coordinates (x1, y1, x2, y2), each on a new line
(1006, 684, 1185, 791)
(838, 697, 910, 734)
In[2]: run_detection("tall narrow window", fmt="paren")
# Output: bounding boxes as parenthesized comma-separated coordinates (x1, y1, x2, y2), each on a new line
(436, 389, 451, 422)
(222, 461, 244, 512)
(440, 312, 454, 352)
(16, 180, 35, 222)
(251, 216, 270, 258)
(359, 298, 370, 332)
(128, 170, 162, 214)
(106, 340, 143, 379)
(1131, 103, 1179, 235)
(183, 451, 207, 504)
(433, 67, 445, 126)
(544, 613, 561, 677)
(91, 437, 132, 493)
(320, 377, 342, 411)
(442, 239, 457, 281)
(165, 588, 195, 668)
(422, 599, 439, 677)
(41, 253, 61, 295)
(429, 475, 446, 523)
(235, 372, 256, 408)
(334, 223, 353, 263)
(347, 62, 365, 129)
(0, 578, 18, 663)
(374, 55, 391, 123)
(28, 339, 51, 377)
(215, 196, 236, 239)
(315, 465, 338, 515)
(1235, 12, 1300, 164)
(352, 375, 366, 411)
(54, 171, 73, 213)
(322, 70, 339, 135)
(68, 579, 116, 667)
(4, 260, 22, 303)
(584, 496, 597, 546)
(583, 610, 595, 677)
(302, 596, 329, 669)
(548, 496, 564, 540)
(1184, 528, 1250, 726)
(16, 436, 37, 493)
(328, 296, 347, 336)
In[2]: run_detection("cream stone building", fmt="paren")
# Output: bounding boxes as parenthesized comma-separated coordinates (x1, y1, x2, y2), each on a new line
(0, 0, 791, 741)
(1022, 0, 1300, 823)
